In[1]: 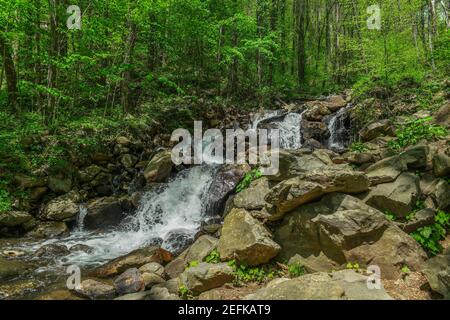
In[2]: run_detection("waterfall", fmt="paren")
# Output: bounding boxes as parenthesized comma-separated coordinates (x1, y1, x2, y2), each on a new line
(75, 204, 88, 232)
(326, 104, 353, 152)
(278, 111, 306, 150)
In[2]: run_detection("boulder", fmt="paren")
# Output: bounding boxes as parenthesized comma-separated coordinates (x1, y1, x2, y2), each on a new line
(324, 95, 348, 112)
(0, 211, 33, 227)
(41, 191, 81, 221)
(70, 244, 94, 254)
(114, 268, 145, 295)
(432, 153, 450, 177)
(426, 179, 450, 210)
(29, 187, 48, 202)
(364, 172, 420, 218)
(301, 121, 330, 142)
(78, 165, 102, 183)
(26, 221, 69, 238)
(92, 246, 172, 278)
(304, 104, 331, 121)
(434, 103, 450, 127)
(347, 152, 374, 165)
(233, 177, 270, 210)
(265, 167, 369, 220)
(48, 173, 72, 194)
(179, 262, 234, 295)
(121, 154, 138, 168)
(0, 257, 34, 281)
(394, 209, 436, 233)
(274, 193, 426, 279)
(143, 150, 173, 183)
(13, 173, 46, 189)
(184, 235, 218, 264)
(34, 244, 70, 258)
(217, 208, 280, 266)
(84, 196, 130, 230)
(74, 279, 116, 300)
(164, 258, 187, 279)
(145, 286, 180, 300)
(359, 120, 395, 142)
(399, 145, 429, 169)
(116, 136, 132, 146)
(139, 262, 165, 277)
(423, 248, 450, 299)
(141, 272, 166, 289)
(365, 155, 407, 185)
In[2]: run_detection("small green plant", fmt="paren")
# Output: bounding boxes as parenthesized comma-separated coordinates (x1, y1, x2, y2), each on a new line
(227, 260, 280, 283)
(187, 260, 199, 269)
(346, 262, 360, 271)
(288, 263, 305, 278)
(411, 210, 450, 255)
(349, 142, 369, 153)
(401, 265, 410, 274)
(0, 189, 12, 213)
(388, 117, 447, 151)
(204, 249, 221, 264)
(384, 210, 396, 221)
(178, 285, 190, 299)
(236, 168, 262, 193)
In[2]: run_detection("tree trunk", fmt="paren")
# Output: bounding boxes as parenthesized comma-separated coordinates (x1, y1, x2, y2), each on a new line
(122, 21, 138, 114)
(0, 32, 19, 113)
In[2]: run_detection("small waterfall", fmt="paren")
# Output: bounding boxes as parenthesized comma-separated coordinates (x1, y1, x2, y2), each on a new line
(75, 204, 88, 232)
(278, 111, 306, 150)
(326, 104, 353, 152)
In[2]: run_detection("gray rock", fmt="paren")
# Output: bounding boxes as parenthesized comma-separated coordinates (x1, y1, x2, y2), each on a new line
(78, 165, 102, 183)
(164, 258, 187, 279)
(359, 120, 395, 142)
(41, 191, 81, 221)
(143, 150, 173, 183)
(395, 209, 436, 233)
(48, 173, 72, 194)
(26, 221, 69, 238)
(432, 153, 450, 177)
(423, 249, 450, 299)
(34, 244, 70, 258)
(145, 286, 180, 300)
(84, 196, 129, 230)
(74, 279, 116, 300)
(426, 179, 450, 210)
(114, 268, 145, 295)
(142, 272, 166, 289)
(0, 211, 33, 227)
(139, 262, 165, 277)
(180, 262, 234, 295)
(365, 155, 407, 185)
(184, 235, 218, 264)
(233, 177, 270, 210)
(399, 145, 429, 169)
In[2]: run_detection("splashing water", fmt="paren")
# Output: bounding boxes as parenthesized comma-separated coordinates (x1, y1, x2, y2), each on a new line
(75, 204, 88, 232)
(326, 104, 353, 152)
(277, 111, 306, 149)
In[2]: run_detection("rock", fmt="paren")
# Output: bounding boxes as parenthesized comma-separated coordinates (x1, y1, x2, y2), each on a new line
(434, 103, 450, 127)
(145, 286, 180, 300)
(347, 152, 374, 165)
(121, 154, 138, 168)
(143, 150, 173, 183)
(41, 191, 81, 221)
(304, 104, 331, 121)
(34, 244, 70, 258)
(0, 257, 34, 280)
(423, 248, 450, 299)
(139, 262, 165, 277)
(426, 179, 450, 210)
(36, 290, 83, 300)
(233, 177, 270, 210)
(288, 253, 336, 274)
(394, 209, 436, 233)
(184, 235, 218, 264)
(244, 270, 393, 300)
(114, 291, 153, 300)
(114, 268, 145, 295)
(302, 139, 324, 150)
(274, 193, 426, 279)
(84, 196, 129, 230)
(204, 164, 250, 215)
(26, 221, 69, 238)
(364, 172, 420, 218)
(265, 167, 369, 220)
(13, 173, 46, 189)
(116, 136, 132, 146)
(179, 262, 234, 295)
(92, 246, 172, 278)
(29, 187, 48, 202)
(48, 173, 72, 194)
(324, 95, 347, 112)
(301, 120, 330, 142)
(74, 279, 116, 300)
(217, 208, 280, 266)
(0, 279, 44, 299)
(163, 228, 194, 255)
(142, 272, 166, 289)
(365, 155, 408, 185)
(78, 165, 102, 183)
(432, 153, 450, 177)
(165, 258, 187, 279)
(359, 120, 395, 142)
(0, 211, 33, 227)
(70, 244, 94, 254)
(399, 145, 429, 169)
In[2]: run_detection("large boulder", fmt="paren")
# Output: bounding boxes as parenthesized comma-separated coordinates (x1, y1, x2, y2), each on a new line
(48, 173, 72, 194)
(217, 208, 280, 266)
(179, 262, 234, 295)
(324, 95, 348, 112)
(233, 177, 270, 211)
(92, 246, 173, 278)
(274, 193, 426, 279)
(364, 172, 420, 218)
(143, 151, 173, 183)
(399, 145, 429, 169)
(0, 257, 34, 281)
(0, 211, 33, 227)
(74, 279, 116, 300)
(304, 104, 331, 121)
(265, 167, 369, 220)
(426, 179, 450, 210)
(244, 270, 392, 300)
(423, 248, 450, 299)
(114, 268, 145, 295)
(359, 120, 395, 142)
(40, 191, 81, 221)
(78, 165, 102, 183)
(432, 153, 450, 177)
(204, 164, 249, 216)
(84, 196, 131, 230)
(184, 235, 219, 264)
(301, 121, 330, 142)
(434, 103, 450, 128)
(26, 221, 69, 238)
(365, 155, 408, 185)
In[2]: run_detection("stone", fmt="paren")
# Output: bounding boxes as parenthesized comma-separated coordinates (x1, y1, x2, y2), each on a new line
(92, 246, 172, 278)
(0, 211, 33, 227)
(142, 272, 166, 289)
(265, 167, 369, 220)
(70, 244, 94, 254)
(116, 136, 132, 146)
(41, 190, 81, 221)
(165, 258, 187, 279)
(233, 177, 270, 211)
(139, 262, 165, 277)
(48, 173, 72, 194)
(394, 209, 436, 233)
(324, 95, 348, 112)
(29, 187, 48, 202)
(0, 257, 34, 281)
(359, 120, 395, 142)
(180, 262, 234, 295)
(432, 153, 450, 177)
(13, 173, 46, 189)
(114, 291, 153, 300)
(84, 196, 129, 230)
(114, 268, 145, 295)
(347, 152, 374, 165)
(301, 120, 330, 142)
(78, 165, 102, 183)
(26, 221, 69, 238)
(364, 172, 420, 218)
(304, 104, 331, 121)
(427, 179, 450, 210)
(34, 244, 70, 258)
(399, 145, 429, 169)
(423, 248, 450, 299)
(217, 208, 280, 266)
(143, 150, 173, 183)
(365, 155, 407, 185)
(184, 235, 219, 264)
(145, 286, 180, 300)
(74, 279, 116, 300)
(121, 154, 138, 168)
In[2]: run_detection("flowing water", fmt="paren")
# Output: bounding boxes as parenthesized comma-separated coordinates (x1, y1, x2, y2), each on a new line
(326, 104, 353, 152)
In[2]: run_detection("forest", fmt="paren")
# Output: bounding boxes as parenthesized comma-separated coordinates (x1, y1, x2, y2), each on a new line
(0, 0, 449, 301)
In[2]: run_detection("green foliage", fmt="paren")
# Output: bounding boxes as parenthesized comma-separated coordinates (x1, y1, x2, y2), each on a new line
(236, 168, 262, 193)
(288, 263, 305, 278)
(178, 285, 190, 299)
(227, 260, 280, 284)
(384, 210, 396, 221)
(349, 142, 369, 153)
(411, 211, 450, 256)
(0, 189, 12, 213)
(187, 260, 199, 269)
(346, 262, 360, 271)
(204, 249, 221, 264)
(401, 265, 410, 274)
(388, 117, 447, 151)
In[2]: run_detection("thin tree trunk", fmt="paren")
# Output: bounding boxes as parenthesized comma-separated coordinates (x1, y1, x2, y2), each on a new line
(122, 21, 138, 114)
(0, 32, 19, 113)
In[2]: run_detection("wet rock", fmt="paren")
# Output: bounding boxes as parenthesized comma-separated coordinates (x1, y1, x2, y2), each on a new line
(114, 268, 145, 295)
(364, 172, 420, 218)
(92, 246, 172, 278)
(41, 191, 81, 221)
(359, 119, 395, 142)
(69, 244, 94, 254)
(48, 173, 72, 194)
(180, 262, 234, 295)
(0, 211, 33, 227)
(84, 196, 130, 230)
(78, 165, 102, 183)
(265, 167, 369, 220)
(165, 258, 187, 279)
(143, 150, 173, 183)
(423, 248, 450, 299)
(26, 221, 69, 238)
(142, 272, 166, 289)
(163, 229, 194, 255)
(0, 257, 34, 280)
(74, 279, 116, 300)
(139, 262, 165, 277)
(34, 244, 70, 258)
(13, 173, 46, 189)
(304, 104, 331, 121)
(217, 208, 280, 266)
(432, 153, 450, 177)
(301, 120, 330, 142)
(121, 154, 138, 168)
(184, 235, 218, 264)
(365, 155, 407, 185)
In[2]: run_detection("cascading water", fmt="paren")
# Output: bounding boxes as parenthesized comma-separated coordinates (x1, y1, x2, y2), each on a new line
(277, 111, 306, 149)
(326, 104, 353, 152)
